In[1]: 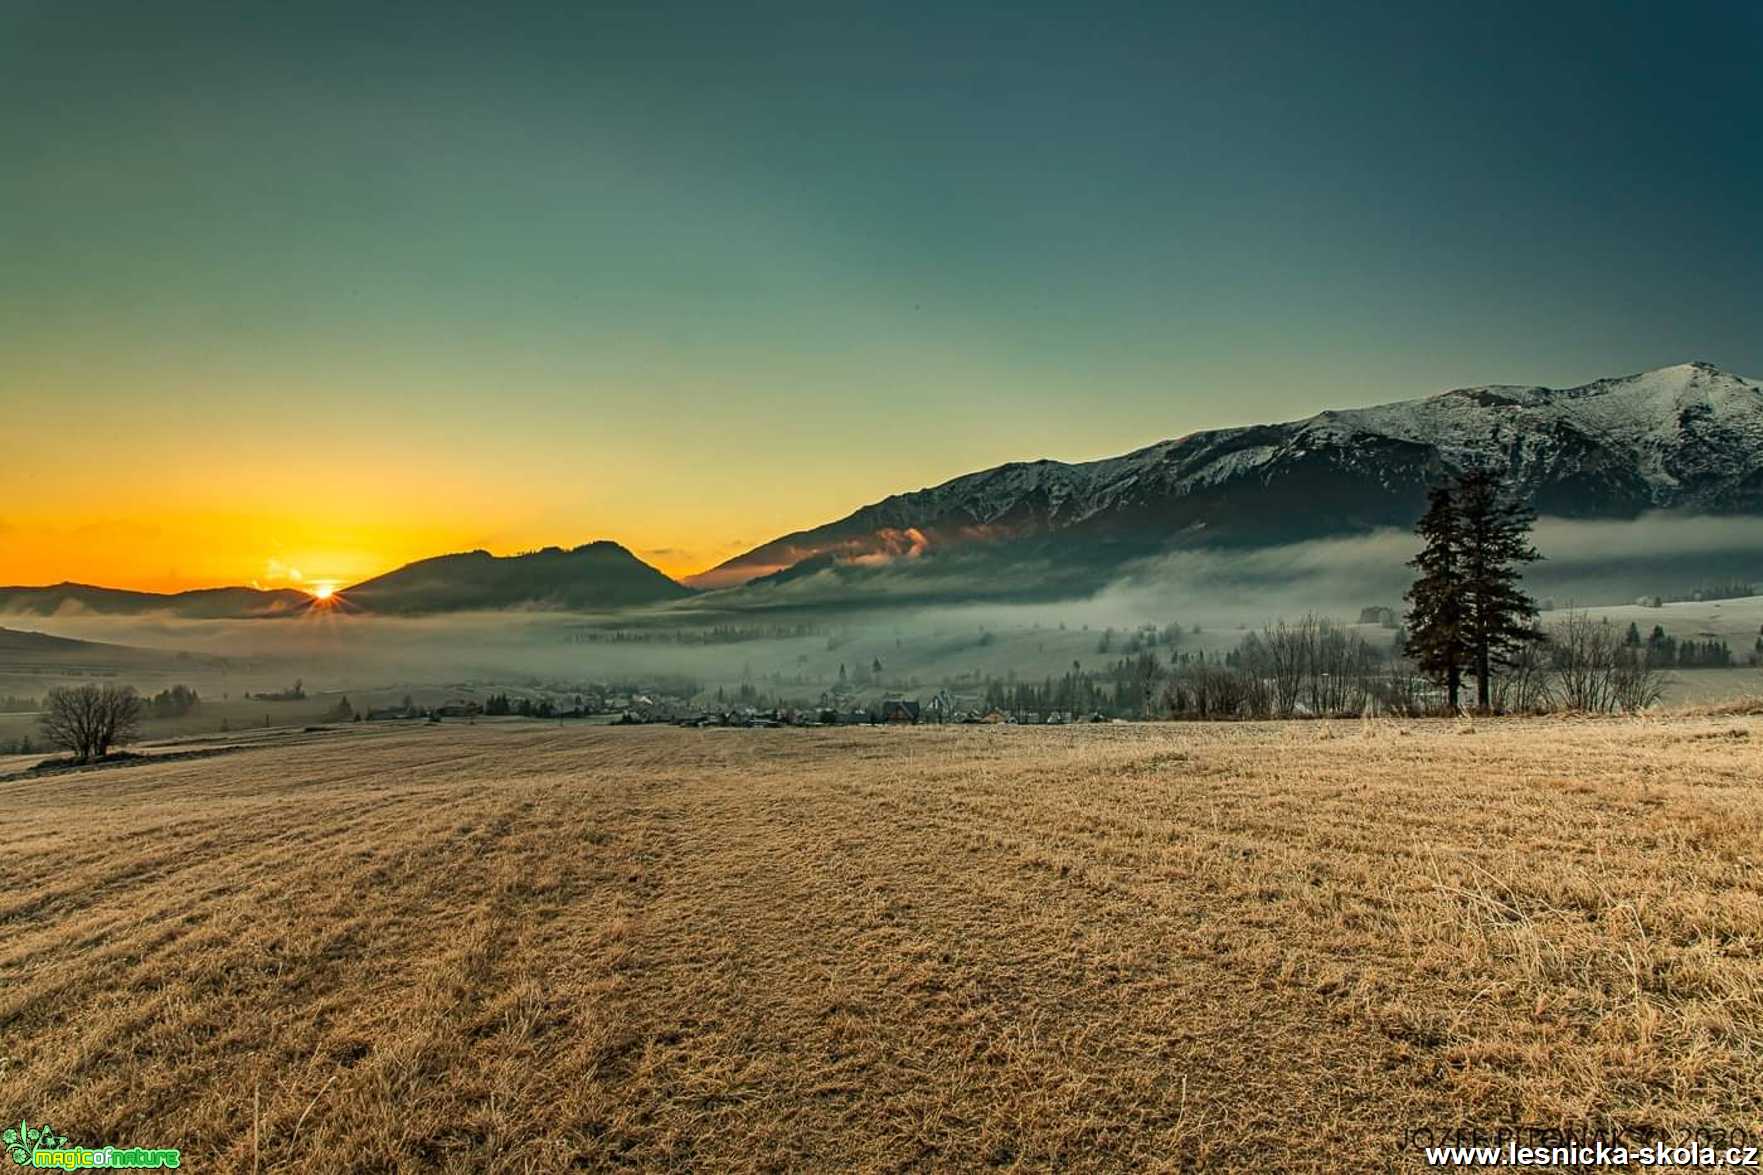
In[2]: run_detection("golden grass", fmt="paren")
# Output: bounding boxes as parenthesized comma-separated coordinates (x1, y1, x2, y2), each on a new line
(1, 717, 1759, 1169)
(1675, 694, 1763, 718)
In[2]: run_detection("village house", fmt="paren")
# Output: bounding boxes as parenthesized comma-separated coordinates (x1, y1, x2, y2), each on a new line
(880, 699, 920, 724)
(432, 701, 481, 719)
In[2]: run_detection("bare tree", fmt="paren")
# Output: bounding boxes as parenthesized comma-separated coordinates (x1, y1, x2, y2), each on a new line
(1235, 615, 1382, 717)
(1491, 639, 1552, 714)
(1237, 621, 1307, 715)
(1366, 658, 1434, 716)
(1306, 618, 1379, 715)
(1611, 642, 1670, 713)
(1549, 613, 1618, 712)
(39, 684, 142, 762)
(1163, 663, 1256, 719)
(1547, 612, 1667, 714)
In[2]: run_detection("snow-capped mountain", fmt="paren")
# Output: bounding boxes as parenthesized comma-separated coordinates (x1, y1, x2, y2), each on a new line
(692, 363, 1763, 588)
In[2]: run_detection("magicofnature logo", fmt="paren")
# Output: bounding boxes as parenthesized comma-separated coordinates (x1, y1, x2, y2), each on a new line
(4, 1119, 180, 1169)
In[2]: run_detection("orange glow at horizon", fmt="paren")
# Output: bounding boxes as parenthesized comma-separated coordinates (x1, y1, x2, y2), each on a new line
(0, 501, 764, 596)
(0, 336, 1114, 598)
(0, 338, 1149, 598)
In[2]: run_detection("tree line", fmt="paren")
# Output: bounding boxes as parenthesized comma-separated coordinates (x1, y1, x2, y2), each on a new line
(1623, 624, 1735, 669)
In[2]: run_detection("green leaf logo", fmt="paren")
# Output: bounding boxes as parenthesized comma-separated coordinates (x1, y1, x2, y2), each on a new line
(5, 1120, 69, 1165)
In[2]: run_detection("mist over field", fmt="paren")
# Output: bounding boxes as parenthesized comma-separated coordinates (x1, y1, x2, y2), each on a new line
(5, 513, 1760, 719)
(1094, 512, 1763, 625)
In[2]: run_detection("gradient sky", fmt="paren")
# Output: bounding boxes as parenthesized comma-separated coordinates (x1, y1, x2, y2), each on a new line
(4, 0, 1759, 592)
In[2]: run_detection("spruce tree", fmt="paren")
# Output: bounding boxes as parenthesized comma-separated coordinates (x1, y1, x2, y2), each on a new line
(1403, 483, 1471, 711)
(1454, 466, 1543, 710)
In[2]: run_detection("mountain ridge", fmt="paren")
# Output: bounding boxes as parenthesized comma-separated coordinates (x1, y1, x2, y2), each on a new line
(0, 542, 690, 618)
(8, 364, 1760, 612)
(689, 362, 1763, 588)
(339, 541, 692, 614)
(0, 582, 313, 620)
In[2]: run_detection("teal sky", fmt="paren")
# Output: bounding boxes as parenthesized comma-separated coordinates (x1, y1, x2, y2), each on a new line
(3, 0, 1759, 589)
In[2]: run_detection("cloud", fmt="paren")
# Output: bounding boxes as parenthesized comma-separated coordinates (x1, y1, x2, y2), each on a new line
(264, 559, 304, 584)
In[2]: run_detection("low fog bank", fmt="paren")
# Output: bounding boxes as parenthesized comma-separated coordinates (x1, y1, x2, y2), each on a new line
(3, 513, 1757, 718)
(1093, 512, 1763, 628)
(0, 610, 646, 690)
(662, 511, 1763, 631)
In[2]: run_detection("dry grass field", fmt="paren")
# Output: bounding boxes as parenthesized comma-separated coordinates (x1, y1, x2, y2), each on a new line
(1, 716, 1759, 1170)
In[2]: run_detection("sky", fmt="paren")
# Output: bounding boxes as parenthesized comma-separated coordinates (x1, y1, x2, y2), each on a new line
(3, 0, 1759, 592)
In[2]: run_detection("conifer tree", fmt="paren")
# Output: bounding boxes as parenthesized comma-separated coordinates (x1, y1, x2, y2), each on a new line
(1455, 467, 1543, 710)
(1404, 484, 1471, 711)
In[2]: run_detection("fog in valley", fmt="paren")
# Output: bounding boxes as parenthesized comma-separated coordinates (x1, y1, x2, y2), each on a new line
(4, 513, 1761, 743)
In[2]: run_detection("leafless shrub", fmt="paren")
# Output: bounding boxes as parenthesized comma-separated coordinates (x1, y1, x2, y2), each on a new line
(1163, 664, 1257, 719)
(1546, 612, 1667, 714)
(1365, 659, 1437, 716)
(1491, 639, 1552, 714)
(39, 684, 142, 762)
(1610, 644, 1669, 713)
(1237, 623, 1307, 715)
(1234, 615, 1382, 717)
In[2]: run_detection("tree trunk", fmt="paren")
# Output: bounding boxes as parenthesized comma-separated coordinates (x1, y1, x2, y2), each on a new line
(1474, 578, 1491, 711)
(1446, 666, 1460, 711)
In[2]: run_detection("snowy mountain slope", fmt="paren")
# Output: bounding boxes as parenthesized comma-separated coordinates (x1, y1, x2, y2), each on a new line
(691, 363, 1763, 588)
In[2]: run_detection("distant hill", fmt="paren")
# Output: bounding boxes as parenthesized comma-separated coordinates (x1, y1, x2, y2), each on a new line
(0, 544, 692, 619)
(691, 362, 1763, 593)
(0, 626, 225, 670)
(0, 583, 311, 619)
(338, 542, 692, 614)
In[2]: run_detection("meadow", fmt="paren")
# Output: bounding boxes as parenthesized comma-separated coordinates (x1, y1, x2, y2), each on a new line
(1, 716, 1759, 1169)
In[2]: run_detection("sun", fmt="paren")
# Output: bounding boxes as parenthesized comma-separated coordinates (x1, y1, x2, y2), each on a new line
(312, 583, 335, 601)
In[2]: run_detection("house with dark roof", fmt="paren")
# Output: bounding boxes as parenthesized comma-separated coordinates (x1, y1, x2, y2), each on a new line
(880, 699, 920, 724)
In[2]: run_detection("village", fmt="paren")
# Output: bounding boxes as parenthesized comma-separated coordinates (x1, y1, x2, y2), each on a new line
(224, 591, 1763, 741)
(358, 688, 1105, 729)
